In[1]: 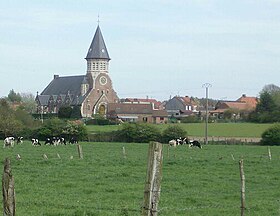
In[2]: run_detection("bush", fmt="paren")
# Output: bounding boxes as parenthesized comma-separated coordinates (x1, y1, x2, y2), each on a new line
(180, 115, 201, 123)
(34, 118, 88, 141)
(161, 125, 187, 143)
(117, 123, 161, 143)
(261, 124, 280, 146)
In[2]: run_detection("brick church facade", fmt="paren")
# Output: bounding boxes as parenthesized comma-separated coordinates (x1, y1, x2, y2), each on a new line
(35, 25, 119, 117)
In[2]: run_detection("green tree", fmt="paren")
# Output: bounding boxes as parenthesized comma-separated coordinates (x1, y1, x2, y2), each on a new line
(256, 91, 277, 113)
(20, 92, 37, 113)
(58, 106, 73, 119)
(70, 105, 82, 119)
(7, 89, 22, 103)
(261, 124, 280, 146)
(0, 99, 23, 136)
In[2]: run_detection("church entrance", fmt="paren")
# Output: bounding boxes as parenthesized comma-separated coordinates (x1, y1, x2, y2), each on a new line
(98, 104, 106, 116)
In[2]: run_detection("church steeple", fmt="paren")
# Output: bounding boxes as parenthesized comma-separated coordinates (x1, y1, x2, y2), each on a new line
(85, 25, 110, 60)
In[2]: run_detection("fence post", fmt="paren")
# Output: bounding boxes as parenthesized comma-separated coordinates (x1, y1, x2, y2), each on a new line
(239, 159, 245, 216)
(2, 158, 15, 216)
(142, 142, 163, 216)
(122, 146, 127, 159)
(77, 144, 83, 159)
(268, 147, 272, 161)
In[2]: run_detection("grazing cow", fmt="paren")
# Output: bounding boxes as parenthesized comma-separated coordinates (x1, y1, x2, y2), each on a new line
(31, 138, 41, 146)
(169, 139, 177, 147)
(169, 137, 188, 147)
(17, 136, 23, 144)
(69, 137, 78, 144)
(188, 140, 202, 149)
(45, 138, 53, 145)
(4, 137, 15, 148)
(59, 137, 66, 145)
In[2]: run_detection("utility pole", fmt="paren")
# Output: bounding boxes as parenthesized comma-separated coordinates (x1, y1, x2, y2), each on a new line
(202, 83, 212, 145)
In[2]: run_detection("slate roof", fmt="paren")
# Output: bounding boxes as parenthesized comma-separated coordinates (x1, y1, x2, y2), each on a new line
(85, 25, 110, 60)
(39, 75, 88, 105)
(41, 75, 86, 96)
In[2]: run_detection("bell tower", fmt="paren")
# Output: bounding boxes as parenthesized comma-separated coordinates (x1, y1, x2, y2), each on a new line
(83, 24, 118, 117)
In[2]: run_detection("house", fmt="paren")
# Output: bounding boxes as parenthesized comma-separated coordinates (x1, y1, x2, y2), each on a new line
(211, 94, 258, 119)
(107, 103, 168, 123)
(35, 24, 119, 117)
(120, 98, 162, 110)
(164, 96, 199, 118)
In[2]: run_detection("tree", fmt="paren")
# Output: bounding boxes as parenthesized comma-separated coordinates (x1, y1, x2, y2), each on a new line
(7, 89, 22, 103)
(256, 91, 277, 113)
(261, 124, 280, 146)
(70, 105, 82, 119)
(0, 99, 23, 136)
(58, 106, 73, 119)
(20, 92, 37, 113)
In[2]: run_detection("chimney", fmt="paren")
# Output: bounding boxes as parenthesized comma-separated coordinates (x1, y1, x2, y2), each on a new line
(54, 75, 59, 79)
(242, 94, 246, 97)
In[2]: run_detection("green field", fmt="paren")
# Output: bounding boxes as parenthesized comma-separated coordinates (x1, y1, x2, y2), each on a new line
(87, 123, 274, 137)
(1, 142, 280, 215)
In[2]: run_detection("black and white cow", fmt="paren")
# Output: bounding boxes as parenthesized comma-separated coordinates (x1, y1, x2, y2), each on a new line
(69, 137, 78, 144)
(169, 137, 187, 147)
(17, 136, 23, 144)
(188, 140, 202, 149)
(45, 138, 53, 145)
(31, 138, 41, 146)
(4, 137, 15, 148)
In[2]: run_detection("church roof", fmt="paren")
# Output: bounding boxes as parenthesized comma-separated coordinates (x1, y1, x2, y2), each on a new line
(85, 25, 110, 60)
(39, 75, 89, 105)
(41, 75, 86, 96)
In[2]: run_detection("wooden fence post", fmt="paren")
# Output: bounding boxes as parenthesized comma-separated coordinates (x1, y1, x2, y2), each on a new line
(2, 158, 15, 216)
(142, 142, 163, 216)
(77, 144, 83, 159)
(122, 146, 127, 159)
(239, 159, 245, 216)
(268, 147, 272, 161)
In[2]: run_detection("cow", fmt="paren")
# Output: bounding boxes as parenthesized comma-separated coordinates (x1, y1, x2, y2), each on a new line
(31, 138, 41, 146)
(69, 137, 78, 144)
(45, 138, 53, 145)
(59, 137, 66, 145)
(188, 140, 202, 149)
(169, 137, 187, 147)
(4, 137, 15, 148)
(16, 136, 23, 144)
(169, 139, 177, 147)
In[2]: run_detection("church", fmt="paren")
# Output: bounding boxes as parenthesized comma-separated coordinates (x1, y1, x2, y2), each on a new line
(35, 25, 119, 117)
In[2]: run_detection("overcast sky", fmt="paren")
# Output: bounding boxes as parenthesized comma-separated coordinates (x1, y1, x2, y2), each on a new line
(1, 0, 280, 101)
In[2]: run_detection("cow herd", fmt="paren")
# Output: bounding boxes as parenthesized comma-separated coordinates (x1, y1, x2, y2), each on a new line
(169, 137, 202, 149)
(3, 136, 78, 148)
(3, 136, 201, 148)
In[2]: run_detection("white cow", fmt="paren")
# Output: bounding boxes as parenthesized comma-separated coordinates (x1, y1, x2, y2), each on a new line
(4, 137, 15, 148)
(169, 139, 177, 147)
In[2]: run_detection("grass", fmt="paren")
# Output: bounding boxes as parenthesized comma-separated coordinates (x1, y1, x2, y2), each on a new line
(0, 142, 280, 215)
(87, 123, 274, 137)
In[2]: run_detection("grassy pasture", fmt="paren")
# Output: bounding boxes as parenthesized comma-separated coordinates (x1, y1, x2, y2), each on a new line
(0, 142, 280, 215)
(87, 123, 274, 137)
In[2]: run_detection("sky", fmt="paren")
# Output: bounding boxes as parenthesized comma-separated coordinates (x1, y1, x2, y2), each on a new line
(1, 0, 280, 101)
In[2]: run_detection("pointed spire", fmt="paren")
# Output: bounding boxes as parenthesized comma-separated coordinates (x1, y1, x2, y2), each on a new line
(85, 25, 110, 60)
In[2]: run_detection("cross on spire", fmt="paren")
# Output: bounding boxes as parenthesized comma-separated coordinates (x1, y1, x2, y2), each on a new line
(97, 14, 100, 25)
